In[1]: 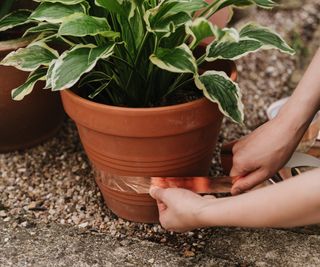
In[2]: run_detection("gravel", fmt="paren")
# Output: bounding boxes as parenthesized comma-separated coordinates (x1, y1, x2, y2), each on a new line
(1, 0, 320, 257)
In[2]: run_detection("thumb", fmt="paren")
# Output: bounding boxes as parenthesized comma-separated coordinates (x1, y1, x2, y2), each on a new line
(149, 186, 166, 201)
(231, 169, 268, 195)
(149, 186, 168, 212)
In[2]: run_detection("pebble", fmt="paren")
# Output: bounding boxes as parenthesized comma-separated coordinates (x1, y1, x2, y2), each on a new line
(183, 250, 195, 257)
(79, 222, 88, 228)
(0, 0, 319, 255)
(0, 210, 7, 217)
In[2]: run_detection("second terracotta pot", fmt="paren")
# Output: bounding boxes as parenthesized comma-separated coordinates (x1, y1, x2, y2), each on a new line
(61, 60, 237, 223)
(0, 38, 65, 152)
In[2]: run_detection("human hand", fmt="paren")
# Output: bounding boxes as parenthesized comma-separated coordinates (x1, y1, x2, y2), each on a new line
(149, 186, 216, 232)
(230, 116, 304, 195)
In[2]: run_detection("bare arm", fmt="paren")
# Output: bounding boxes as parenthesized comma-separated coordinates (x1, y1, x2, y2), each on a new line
(280, 48, 320, 128)
(150, 169, 320, 232)
(200, 169, 320, 228)
(230, 48, 320, 194)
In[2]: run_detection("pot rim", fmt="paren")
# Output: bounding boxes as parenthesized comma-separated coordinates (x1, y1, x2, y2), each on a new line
(61, 60, 237, 114)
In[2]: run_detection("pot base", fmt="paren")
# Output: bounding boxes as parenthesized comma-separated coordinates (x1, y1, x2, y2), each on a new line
(96, 176, 159, 223)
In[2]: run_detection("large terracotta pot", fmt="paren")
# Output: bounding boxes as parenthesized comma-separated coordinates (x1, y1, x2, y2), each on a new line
(0, 38, 64, 152)
(61, 60, 237, 223)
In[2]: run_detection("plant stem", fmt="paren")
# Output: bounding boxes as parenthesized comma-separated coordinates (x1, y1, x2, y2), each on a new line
(0, 0, 14, 18)
(199, 0, 220, 17)
(111, 55, 146, 82)
(164, 73, 188, 97)
(124, 32, 149, 93)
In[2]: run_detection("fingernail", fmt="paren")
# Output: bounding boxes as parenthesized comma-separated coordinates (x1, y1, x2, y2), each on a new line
(149, 185, 160, 196)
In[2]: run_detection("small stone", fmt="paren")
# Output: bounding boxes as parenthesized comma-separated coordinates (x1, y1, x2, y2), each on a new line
(147, 258, 155, 264)
(0, 210, 7, 217)
(20, 221, 28, 227)
(79, 222, 88, 228)
(4, 238, 9, 242)
(3, 217, 10, 222)
(183, 250, 195, 258)
(28, 202, 38, 210)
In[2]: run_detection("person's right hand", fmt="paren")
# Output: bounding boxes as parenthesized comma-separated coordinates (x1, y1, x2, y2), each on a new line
(230, 116, 306, 195)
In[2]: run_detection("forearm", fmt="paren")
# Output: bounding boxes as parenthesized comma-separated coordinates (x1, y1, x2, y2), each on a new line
(278, 48, 320, 130)
(199, 169, 320, 228)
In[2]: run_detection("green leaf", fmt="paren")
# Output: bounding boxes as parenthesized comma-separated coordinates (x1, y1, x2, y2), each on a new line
(51, 43, 115, 91)
(215, 0, 276, 11)
(144, 0, 197, 38)
(33, 0, 85, 5)
(95, 0, 126, 17)
(30, 2, 86, 23)
(11, 68, 47, 101)
(150, 44, 197, 74)
(0, 10, 32, 32)
(23, 23, 59, 36)
(1, 43, 59, 71)
(117, 5, 144, 54)
(59, 13, 119, 39)
(240, 24, 295, 55)
(169, 0, 208, 14)
(44, 59, 57, 89)
(195, 71, 244, 123)
(206, 39, 262, 61)
(186, 17, 215, 48)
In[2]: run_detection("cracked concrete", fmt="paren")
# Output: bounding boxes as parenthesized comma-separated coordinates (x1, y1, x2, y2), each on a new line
(1, 221, 320, 267)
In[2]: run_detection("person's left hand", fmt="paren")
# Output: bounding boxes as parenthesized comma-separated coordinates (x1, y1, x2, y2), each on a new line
(149, 186, 216, 232)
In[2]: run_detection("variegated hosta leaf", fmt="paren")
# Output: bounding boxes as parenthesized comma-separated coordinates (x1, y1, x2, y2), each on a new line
(195, 71, 244, 123)
(29, 2, 86, 23)
(169, 0, 208, 14)
(59, 13, 119, 39)
(150, 44, 197, 74)
(11, 68, 47, 101)
(117, 6, 144, 54)
(44, 59, 57, 89)
(1, 43, 59, 71)
(51, 44, 115, 91)
(240, 24, 295, 55)
(206, 23, 294, 61)
(23, 23, 59, 36)
(144, 1, 194, 38)
(212, 0, 275, 13)
(206, 39, 262, 61)
(145, 13, 190, 38)
(33, 0, 85, 5)
(0, 10, 32, 32)
(185, 17, 215, 48)
(95, 0, 127, 17)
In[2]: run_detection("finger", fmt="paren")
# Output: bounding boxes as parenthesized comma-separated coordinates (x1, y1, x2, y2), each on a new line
(230, 165, 249, 178)
(221, 140, 238, 154)
(149, 186, 167, 203)
(231, 169, 268, 195)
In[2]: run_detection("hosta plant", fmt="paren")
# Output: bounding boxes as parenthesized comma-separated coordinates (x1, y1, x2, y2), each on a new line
(0, 0, 294, 123)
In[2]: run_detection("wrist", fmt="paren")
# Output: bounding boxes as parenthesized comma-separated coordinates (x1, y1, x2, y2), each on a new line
(276, 101, 312, 138)
(196, 198, 230, 228)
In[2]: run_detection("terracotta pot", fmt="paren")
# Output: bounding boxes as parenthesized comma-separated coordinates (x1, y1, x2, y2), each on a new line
(0, 38, 64, 152)
(61, 60, 237, 223)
